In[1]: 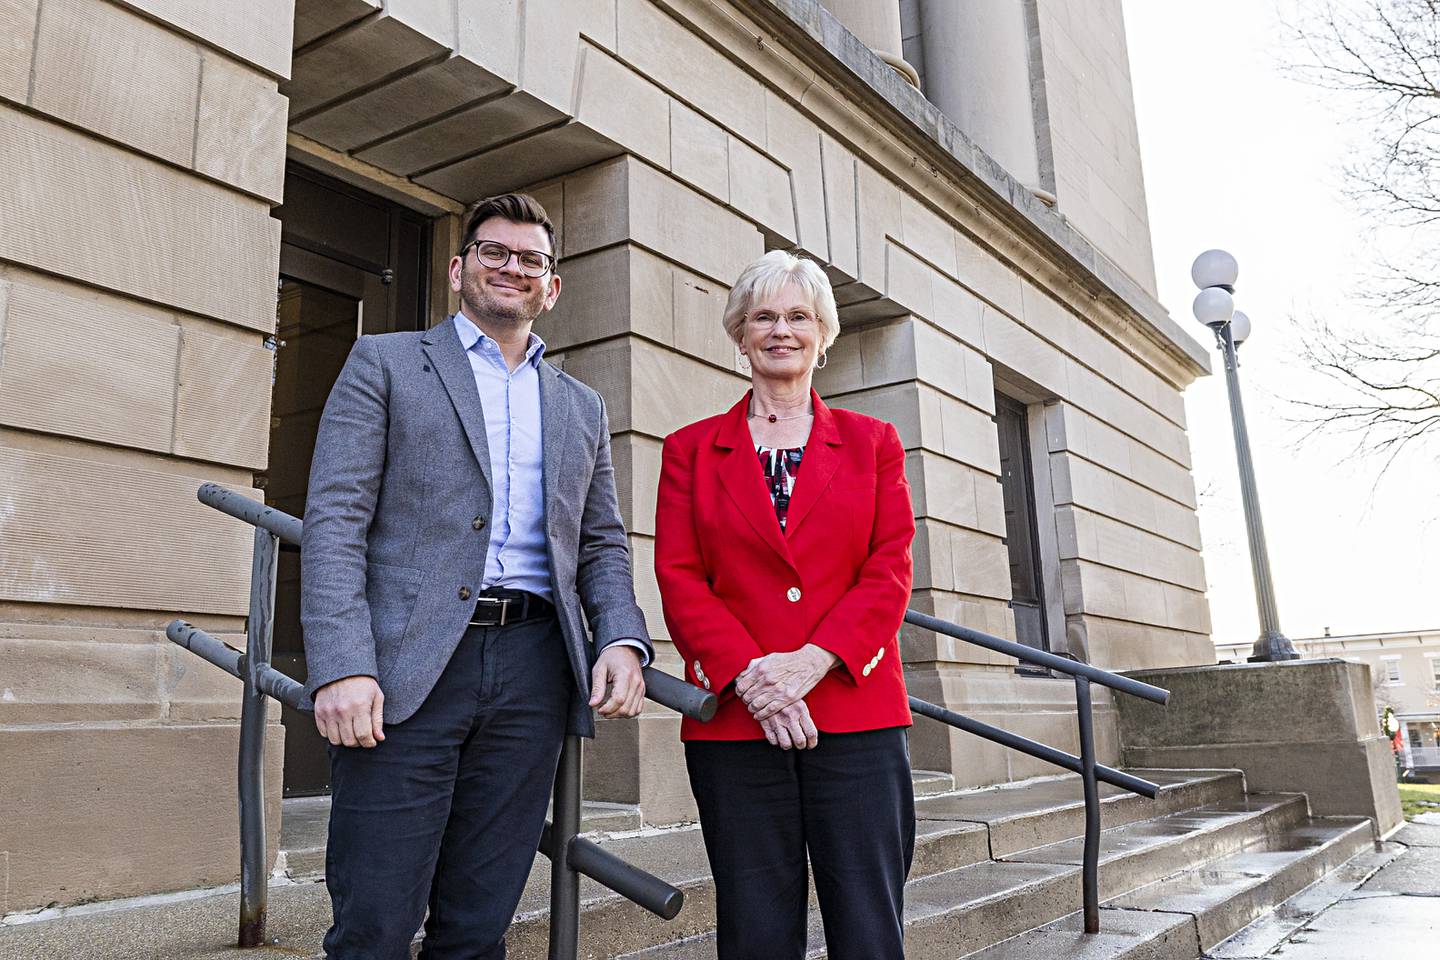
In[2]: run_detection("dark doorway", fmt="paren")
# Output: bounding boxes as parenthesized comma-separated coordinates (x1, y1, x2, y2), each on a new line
(994, 395, 1050, 658)
(264, 165, 432, 796)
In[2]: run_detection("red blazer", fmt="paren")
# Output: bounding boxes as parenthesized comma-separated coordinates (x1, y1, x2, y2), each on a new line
(655, 391, 915, 741)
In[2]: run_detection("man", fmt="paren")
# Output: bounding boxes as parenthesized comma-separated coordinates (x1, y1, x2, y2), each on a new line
(301, 193, 652, 959)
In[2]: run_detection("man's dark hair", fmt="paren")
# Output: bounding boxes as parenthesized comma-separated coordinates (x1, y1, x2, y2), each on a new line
(461, 193, 557, 259)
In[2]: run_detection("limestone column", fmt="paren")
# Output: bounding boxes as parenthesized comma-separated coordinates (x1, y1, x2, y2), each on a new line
(824, 1, 921, 87)
(917, 0, 1050, 198)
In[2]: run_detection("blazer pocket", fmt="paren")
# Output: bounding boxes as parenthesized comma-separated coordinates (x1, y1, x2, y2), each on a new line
(366, 564, 423, 658)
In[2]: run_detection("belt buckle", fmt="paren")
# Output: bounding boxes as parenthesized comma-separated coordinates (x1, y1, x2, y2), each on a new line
(474, 596, 510, 627)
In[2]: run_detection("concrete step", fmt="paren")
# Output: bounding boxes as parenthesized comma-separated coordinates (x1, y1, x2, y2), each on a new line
(887, 795, 1304, 960)
(1105, 817, 1375, 950)
(494, 769, 1230, 958)
(958, 908, 1201, 960)
(914, 768, 1244, 858)
(920, 817, 1374, 960)
(912, 769, 956, 796)
(1005, 794, 1309, 898)
(1205, 839, 1403, 959)
(0, 768, 1271, 960)
(612, 785, 1297, 960)
(956, 817, 1370, 960)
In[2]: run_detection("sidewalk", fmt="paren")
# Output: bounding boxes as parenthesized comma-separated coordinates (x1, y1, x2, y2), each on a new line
(0, 879, 333, 960)
(1207, 817, 1439, 960)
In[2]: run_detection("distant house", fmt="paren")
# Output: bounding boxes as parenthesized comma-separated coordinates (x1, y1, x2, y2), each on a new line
(1216, 629, 1440, 778)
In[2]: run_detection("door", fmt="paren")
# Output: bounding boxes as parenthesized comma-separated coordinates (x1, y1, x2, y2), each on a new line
(263, 166, 432, 796)
(995, 395, 1050, 658)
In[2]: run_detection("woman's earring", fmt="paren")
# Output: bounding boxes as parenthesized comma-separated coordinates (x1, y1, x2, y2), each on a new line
(815, 351, 828, 370)
(737, 350, 751, 373)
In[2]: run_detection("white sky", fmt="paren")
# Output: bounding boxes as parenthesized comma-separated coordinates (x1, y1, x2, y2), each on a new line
(1121, 0, 1439, 644)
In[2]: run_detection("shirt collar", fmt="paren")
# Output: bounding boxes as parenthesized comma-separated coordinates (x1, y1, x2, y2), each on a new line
(452, 312, 546, 367)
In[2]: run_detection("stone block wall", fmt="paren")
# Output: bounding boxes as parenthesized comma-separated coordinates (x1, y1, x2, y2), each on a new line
(1031, 0, 1157, 294)
(0, 0, 291, 913)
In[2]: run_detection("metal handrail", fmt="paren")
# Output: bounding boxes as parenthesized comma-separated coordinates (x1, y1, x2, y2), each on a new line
(902, 609, 1170, 935)
(170, 485, 716, 952)
(904, 609, 1169, 704)
(186, 481, 1165, 943)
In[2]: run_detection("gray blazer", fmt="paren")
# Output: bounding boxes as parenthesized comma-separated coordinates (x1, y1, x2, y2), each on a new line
(300, 317, 652, 736)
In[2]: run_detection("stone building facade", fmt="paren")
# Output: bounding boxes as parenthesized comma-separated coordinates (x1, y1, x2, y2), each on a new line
(0, 0, 1213, 912)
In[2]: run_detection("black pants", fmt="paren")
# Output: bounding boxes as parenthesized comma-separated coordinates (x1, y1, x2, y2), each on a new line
(685, 728, 915, 960)
(322, 616, 572, 960)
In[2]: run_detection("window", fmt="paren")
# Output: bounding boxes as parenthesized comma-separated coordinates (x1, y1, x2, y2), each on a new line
(994, 396, 1048, 654)
(1381, 657, 1402, 684)
(1430, 657, 1440, 692)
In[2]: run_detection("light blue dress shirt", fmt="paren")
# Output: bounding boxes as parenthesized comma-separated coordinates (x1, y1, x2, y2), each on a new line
(453, 313, 647, 664)
(454, 312, 552, 599)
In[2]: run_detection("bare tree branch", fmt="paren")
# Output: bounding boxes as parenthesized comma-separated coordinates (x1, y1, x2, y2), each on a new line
(1281, 1, 1440, 470)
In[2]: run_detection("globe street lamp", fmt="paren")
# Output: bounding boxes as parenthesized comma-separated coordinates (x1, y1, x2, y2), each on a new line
(1191, 250, 1298, 662)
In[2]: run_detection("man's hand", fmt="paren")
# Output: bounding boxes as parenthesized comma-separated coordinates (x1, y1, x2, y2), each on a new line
(759, 700, 819, 750)
(736, 644, 839, 721)
(314, 676, 385, 748)
(590, 645, 646, 718)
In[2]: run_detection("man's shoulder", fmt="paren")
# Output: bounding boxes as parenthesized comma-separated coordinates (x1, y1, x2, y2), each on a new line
(540, 359, 604, 412)
(361, 329, 430, 355)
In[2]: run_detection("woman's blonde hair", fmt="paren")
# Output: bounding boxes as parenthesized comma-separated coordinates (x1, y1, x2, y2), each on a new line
(721, 250, 840, 352)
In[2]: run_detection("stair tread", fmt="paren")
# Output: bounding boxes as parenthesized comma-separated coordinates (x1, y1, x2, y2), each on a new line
(7, 766, 1373, 960)
(912, 769, 957, 796)
(515, 767, 1236, 917)
(904, 860, 1076, 919)
(616, 791, 1330, 960)
(960, 907, 1197, 960)
(508, 767, 1252, 960)
(913, 769, 1238, 823)
(1005, 794, 1305, 865)
(1206, 841, 1404, 959)
(1108, 817, 1372, 914)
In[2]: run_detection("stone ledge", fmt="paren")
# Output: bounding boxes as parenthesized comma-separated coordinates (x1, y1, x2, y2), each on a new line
(1117, 660, 1404, 834)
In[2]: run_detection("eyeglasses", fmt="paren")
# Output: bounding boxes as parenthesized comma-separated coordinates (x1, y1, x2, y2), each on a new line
(460, 240, 556, 278)
(748, 310, 818, 330)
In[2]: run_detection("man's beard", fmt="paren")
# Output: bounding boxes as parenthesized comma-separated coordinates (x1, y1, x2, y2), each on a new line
(459, 271, 545, 328)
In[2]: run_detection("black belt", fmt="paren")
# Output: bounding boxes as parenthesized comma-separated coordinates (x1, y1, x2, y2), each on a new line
(468, 589, 554, 627)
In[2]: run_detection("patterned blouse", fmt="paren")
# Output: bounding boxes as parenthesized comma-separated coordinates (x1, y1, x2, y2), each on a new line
(757, 445, 805, 529)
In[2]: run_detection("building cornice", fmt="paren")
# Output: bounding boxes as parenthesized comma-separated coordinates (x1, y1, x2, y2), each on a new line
(729, 0, 1212, 382)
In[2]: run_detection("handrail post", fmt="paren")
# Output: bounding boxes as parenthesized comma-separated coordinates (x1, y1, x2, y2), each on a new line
(1074, 675, 1100, 934)
(548, 735, 582, 959)
(238, 528, 279, 948)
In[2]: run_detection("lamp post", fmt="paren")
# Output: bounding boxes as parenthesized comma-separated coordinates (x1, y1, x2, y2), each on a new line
(1191, 250, 1298, 662)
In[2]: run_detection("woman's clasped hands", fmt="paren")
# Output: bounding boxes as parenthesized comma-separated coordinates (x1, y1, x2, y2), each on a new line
(735, 643, 840, 750)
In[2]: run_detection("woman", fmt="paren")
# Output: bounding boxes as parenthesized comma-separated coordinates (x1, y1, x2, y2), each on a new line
(655, 249, 916, 959)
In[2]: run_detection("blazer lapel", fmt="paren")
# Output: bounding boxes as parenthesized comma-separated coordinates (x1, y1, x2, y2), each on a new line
(781, 390, 842, 538)
(421, 318, 493, 494)
(538, 361, 570, 528)
(716, 393, 795, 568)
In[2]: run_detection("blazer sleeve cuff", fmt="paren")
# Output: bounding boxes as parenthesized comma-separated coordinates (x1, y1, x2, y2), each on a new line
(808, 629, 893, 687)
(302, 651, 379, 704)
(598, 636, 652, 667)
(682, 644, 760, 698)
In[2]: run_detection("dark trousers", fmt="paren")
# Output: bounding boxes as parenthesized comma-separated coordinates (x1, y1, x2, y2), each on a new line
(685, 727, 915, 960)
(323, 616, 572, 960)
